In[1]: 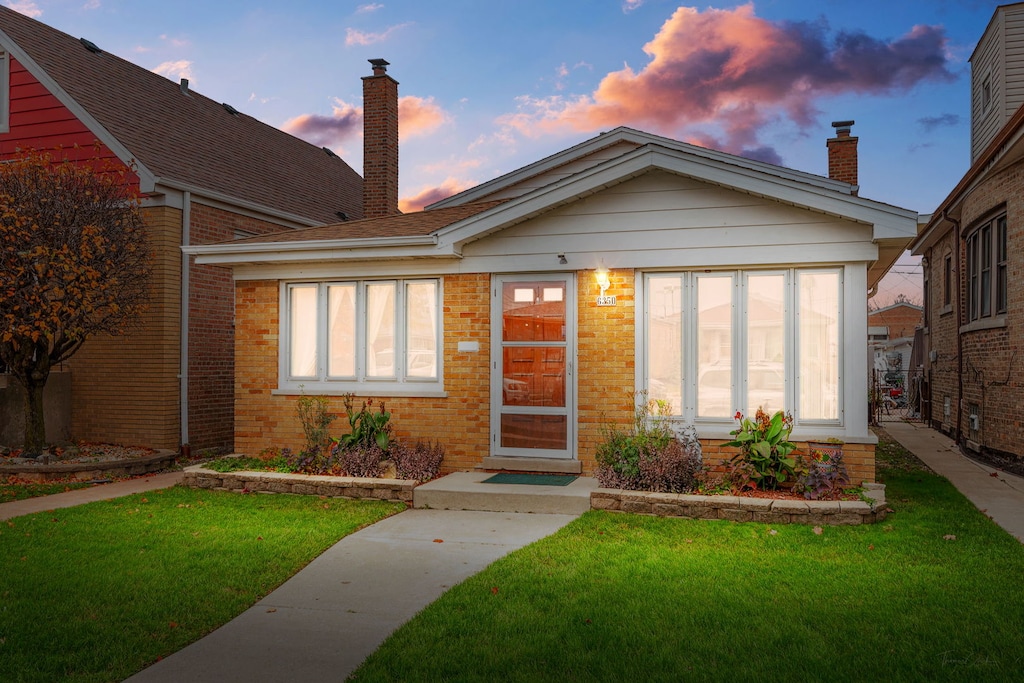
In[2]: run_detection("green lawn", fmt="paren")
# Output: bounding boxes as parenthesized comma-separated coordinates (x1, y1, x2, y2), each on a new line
(352, 430, 1024, 682)
(0, 479, 93, 503)
(0, 487, 404, 683)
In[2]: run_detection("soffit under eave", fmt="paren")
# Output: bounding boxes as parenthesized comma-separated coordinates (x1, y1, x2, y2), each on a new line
(868, 238, 912, 291)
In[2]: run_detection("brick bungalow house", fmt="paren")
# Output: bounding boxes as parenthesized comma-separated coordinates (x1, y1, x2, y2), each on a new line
(0, 7, 363, 451)
(189, 63, 917, 484)
(911, 2, 1024, 464)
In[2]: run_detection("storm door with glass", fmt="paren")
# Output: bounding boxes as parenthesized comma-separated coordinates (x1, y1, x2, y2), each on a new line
(492, 276, 575, 459)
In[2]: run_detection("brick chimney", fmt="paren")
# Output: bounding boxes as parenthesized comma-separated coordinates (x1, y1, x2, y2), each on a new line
(362, 58, 399, 217)
(826, 120, 858, 193)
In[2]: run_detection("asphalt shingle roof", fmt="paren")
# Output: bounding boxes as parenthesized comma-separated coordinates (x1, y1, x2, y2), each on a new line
(0, 6, 363, 225)
(229, 200, 506, 245)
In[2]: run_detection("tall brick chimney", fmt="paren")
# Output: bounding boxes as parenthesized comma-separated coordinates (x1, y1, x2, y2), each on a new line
(826, 120, 858, 194)
(362, 58, 399, 217)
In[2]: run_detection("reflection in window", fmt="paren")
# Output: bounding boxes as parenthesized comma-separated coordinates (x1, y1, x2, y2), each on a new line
(697, 275, 732, 418)
(798, 272, 839, 421)
(747, 274, 785, 414)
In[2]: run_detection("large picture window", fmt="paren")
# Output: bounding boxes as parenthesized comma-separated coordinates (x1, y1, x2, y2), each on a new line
(282, 279, 440, 391)
(645, 269, 842, 425)
(966, 214, 1007, 321)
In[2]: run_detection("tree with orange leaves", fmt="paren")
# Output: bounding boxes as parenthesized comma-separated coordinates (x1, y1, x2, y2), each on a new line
(0, 150, 150, 455)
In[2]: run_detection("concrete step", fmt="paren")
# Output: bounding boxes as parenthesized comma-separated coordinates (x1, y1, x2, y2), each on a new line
(413, 472, 598, 515)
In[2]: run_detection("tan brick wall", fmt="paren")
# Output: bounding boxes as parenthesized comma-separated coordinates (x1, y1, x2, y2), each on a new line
(577, 269, 636, 474)
(234, 268, 876, 481)
(233, 274, 493, 470)
(922, 229, 959, 434)
(66, 205, 182, 449)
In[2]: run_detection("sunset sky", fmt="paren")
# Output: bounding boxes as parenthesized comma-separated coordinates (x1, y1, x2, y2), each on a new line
(4, 0, 1006, 305)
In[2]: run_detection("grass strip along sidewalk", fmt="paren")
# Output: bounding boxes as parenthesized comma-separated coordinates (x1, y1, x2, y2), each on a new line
(353, 430, 1024, 682)
(0, 487, 403, 683)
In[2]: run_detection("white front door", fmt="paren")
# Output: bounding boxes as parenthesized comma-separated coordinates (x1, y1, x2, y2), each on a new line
(491, 275, 575, 459)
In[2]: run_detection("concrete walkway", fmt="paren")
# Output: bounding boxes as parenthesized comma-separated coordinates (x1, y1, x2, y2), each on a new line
(125, 509, 579, 682)
(0, 471, 184, 521)
(882, 419, 1024, 542)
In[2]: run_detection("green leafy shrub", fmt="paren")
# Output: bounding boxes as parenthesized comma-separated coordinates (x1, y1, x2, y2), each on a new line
(724, 408, 797, 491)
(338, 395, 392, 452)
(595, 396, 702, 493)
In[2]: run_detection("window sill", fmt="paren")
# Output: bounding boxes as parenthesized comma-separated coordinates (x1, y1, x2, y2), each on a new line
(939, 304, 953, 316)
(959, 315, 1006, 334)
(274, 384, 447, 398)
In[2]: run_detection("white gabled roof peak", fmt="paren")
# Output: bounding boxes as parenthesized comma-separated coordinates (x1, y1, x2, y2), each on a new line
(429, 126, 859, 210)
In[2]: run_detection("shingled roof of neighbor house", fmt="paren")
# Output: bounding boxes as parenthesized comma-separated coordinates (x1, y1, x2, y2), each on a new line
(0, 5, 363, 225)
(229, 199, 507, 244)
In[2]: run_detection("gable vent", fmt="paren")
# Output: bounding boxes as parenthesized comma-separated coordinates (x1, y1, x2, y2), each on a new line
(79, 38, 103, 54)
(222, 102, 240, 116)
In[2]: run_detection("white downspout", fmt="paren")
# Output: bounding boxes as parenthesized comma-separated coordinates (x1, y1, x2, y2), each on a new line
(179, 191, 191, 453)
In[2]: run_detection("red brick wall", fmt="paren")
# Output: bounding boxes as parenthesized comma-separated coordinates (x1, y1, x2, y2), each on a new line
(362, 69, 399, 218)
(868, 304, 922, 339)
(186, 203, 295, 452)
(826, 133, 858, 187)
(954, 159, 1024, 459)
(922, 230, 960, 434)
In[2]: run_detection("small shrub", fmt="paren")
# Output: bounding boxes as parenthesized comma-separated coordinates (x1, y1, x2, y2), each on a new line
(798, 449, 852, 500)
(338, 395, 392, 452)
(595, 395, 702, 493)
(392, 440, 445, 482)
(338, 443, 386, 478)
(296, 394, 336, 455)
(287, 445, 342, 475)
(724, 408, 797, 490)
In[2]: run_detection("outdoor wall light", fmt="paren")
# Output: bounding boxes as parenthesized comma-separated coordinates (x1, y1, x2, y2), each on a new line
(595, 263, 616, 307)
(558, 253, 568, 264)
(595, 265, 611, 294)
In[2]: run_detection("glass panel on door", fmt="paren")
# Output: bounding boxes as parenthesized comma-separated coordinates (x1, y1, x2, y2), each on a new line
(498, 280, 571, 457)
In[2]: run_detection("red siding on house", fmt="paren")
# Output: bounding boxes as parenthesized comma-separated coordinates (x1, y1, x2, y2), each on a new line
(1, 57, 131, 181)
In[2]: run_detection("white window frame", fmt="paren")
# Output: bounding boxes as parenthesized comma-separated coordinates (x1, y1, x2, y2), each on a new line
(277, 278, 444, 396)
(641, 267, 843, 429)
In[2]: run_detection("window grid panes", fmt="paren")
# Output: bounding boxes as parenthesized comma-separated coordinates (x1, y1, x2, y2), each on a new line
(645, 269, 841, 424)
(285, 279, 439, 385)
(966, 214, 1007, 321)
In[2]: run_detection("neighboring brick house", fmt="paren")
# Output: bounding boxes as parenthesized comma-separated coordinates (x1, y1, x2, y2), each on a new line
(0, 7, 363, 451)
(190, 71, 917, 484)
(911, 3, 1024, 465)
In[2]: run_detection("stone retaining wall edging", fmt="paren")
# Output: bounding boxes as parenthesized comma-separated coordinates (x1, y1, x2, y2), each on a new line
(591, 483, 888, 525)
(182, 465, 416, 503)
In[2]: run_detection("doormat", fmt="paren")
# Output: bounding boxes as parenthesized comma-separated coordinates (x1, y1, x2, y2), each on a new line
(481, 473, 578, 486)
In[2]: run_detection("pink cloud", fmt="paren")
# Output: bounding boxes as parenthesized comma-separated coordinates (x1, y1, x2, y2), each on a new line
(283, 95, 447, 148)
(398, 96, 447, 139)
(6, 1, 41, 17)
(399, 178, 477, 213)
(345, 23, 410, 47)
(282, 99, 362, 148)
(497, 4, 953, 160)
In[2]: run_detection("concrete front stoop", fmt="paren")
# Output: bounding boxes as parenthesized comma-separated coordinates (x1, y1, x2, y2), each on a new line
(413, 471, 598, 514)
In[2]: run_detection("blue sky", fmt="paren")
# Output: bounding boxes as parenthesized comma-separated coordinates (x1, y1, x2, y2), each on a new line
(4, 0, 1008, 304)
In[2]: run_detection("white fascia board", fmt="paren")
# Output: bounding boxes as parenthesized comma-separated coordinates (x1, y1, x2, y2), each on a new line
(435, 146, 917, 251)
(430, 126, 855, 209)
(0, 28, 158, 192)
(188, 235, 440, 266)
